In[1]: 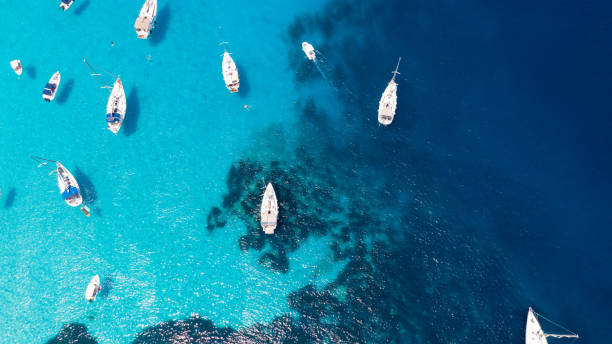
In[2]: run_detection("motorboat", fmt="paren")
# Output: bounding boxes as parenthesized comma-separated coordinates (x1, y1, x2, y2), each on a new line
(42, 71, 61, 102)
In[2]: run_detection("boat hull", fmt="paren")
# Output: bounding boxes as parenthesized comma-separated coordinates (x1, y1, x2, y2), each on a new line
(377, 80, 397, 125)
(85, 275, 101, 301)
(42, 71, 61, 102)
(260, 183, 278, 234)
(10, 60, 22, 75)
(56, 162, 82, 207)
(302, 42, 316, 61)
(106, 77, 127, 134)
(222, 52, 240, 93)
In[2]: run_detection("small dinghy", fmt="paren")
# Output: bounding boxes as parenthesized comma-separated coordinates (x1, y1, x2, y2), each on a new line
(377, 57, 401, 126)
(57, 161, 82, 207)
(59, 0, 75, 10)
(42, 71, 61, 102)
(526, 307, 579, 344)
(222, 50, 240, 93)
(10, 59, 22, 75)
(134, 0, 157, 39)
(85, 275, 101, 301)
(302, 42, 316, 61)
(260, 183, 278, 234)
(106, 76, 126, 134)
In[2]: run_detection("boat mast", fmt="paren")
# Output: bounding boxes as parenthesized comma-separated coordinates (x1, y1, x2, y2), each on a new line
(83, 58, 113, 90)
(545, 334, 580, 339)
(30, 156, 58, 174)
(391, 57, 401, 82)
(533, 309, 580, 340)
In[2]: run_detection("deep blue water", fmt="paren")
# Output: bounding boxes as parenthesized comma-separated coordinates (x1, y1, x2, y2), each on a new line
(1, 0, 611, 343)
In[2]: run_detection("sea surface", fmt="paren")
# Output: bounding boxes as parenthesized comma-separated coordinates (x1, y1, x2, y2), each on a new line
(0, 0, 610, 343)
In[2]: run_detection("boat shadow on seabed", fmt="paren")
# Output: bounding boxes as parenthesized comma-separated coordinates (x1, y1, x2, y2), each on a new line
(150, 4, 171, 46)
(74, 168, 99, 216)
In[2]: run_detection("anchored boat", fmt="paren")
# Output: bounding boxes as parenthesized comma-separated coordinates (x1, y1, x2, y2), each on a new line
(222, 50, 240, 93)
(57, 161, 83, 207)
(85, 275, 101, 301)
(302, 42, 316, 61)
(59, 0, 75, 10)
(106, 76, 126, 134)
(10, 59, 22, 75)
(260, 183, 278, 234)
(526, 307, 579, 344)
(42, 71, 61, 102)
(134, 0, 157, 39)
(377, 57, 401, 126)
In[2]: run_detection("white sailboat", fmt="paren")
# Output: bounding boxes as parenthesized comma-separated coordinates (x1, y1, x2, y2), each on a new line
(59, 0, 75, 10)
(260, 183, 278, 234)
(377, 57, 401, 126)
(42, 71, 61, 102)
(526, 307, 579, 344)
(56, 161, 83, 207)
(222, 50, 240, 93)
(10, 59, 22, 75)
(302, 42, 316, 61)
(134, 0, 157, 39)
(85, 275, 101, 301)
(106, 76, 126, 134)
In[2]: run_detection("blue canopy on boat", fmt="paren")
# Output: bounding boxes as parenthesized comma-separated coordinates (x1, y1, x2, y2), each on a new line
(62, 0, 72, 4)
(106, 113, 122, 123)
(43, 89, 53, 95)
(61, 186, 79, 200)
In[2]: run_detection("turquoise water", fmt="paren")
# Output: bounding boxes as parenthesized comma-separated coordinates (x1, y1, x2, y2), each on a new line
(0, 1, 336, 342)
(2, 0, 612, 343)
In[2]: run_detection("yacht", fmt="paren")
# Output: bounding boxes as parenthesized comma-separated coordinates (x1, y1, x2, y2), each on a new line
(377, 57, 401, 125)
(134, 0, 157, 39)
(222, 51, 240, 93)
(260, 183, 278, 234)
(57, 161, 82, 207)
(106, 76, 126, 134)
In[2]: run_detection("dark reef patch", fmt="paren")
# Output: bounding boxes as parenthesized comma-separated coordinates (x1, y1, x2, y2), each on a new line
(45, 323, 97, 344)
(133, 316, 235, 344)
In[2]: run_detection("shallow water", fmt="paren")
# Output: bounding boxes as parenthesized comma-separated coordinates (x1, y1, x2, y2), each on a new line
(1, 0, 610, 343)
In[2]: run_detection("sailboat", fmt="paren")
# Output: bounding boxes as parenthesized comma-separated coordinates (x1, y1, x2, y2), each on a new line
(85, 275, 101, 301)
(42, 71, 61, 102)
(222, 49, 240, 93)
(134, 0, 157, 39)
(260, 183, 278, 234)
(302, 42, 316, 61)
(59, 0, 75, 10)
(56, 161, 83, 207)
(526, 307, 579, 344)
(10, 59, 22, 75)
(106, 76, 126, 134)
(377, 57, 401, 126)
